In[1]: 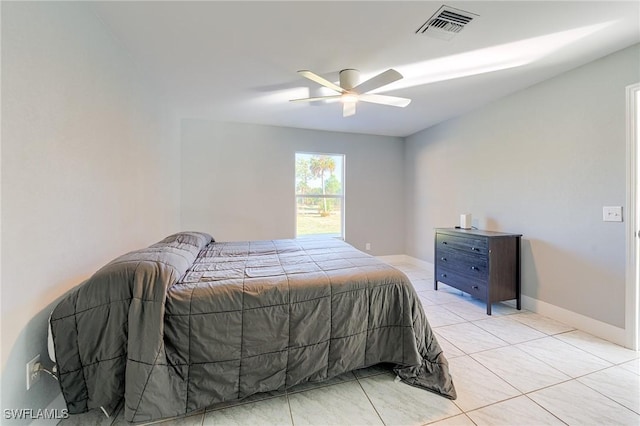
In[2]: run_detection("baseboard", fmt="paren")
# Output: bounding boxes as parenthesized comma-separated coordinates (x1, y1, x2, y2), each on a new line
(521, 295, 628, 347)
(381, 255, 630, 348)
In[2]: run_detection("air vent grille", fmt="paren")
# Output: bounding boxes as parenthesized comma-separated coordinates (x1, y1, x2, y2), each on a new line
(416, 5, 478, 40)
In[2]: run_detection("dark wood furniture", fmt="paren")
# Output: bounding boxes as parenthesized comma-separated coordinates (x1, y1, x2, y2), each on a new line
(434, 228, 522, 315)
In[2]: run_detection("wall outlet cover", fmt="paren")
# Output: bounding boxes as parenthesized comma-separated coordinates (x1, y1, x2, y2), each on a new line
(26, 354, 41, 390)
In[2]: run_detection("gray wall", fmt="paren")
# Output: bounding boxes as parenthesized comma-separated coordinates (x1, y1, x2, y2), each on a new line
(405, 44, 640, 328)
(1, 2, 181, 418)
(181, 120, 405, 255)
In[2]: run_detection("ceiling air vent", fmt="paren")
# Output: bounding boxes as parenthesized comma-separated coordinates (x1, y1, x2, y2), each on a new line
(416, 5, 478, 41)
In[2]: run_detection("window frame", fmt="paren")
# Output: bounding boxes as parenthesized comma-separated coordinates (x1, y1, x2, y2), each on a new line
(294, 151, 346, 240)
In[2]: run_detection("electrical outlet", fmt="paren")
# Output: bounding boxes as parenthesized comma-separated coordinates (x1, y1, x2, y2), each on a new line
(26, 354, 41, 390)
(365, 243, 371, 251)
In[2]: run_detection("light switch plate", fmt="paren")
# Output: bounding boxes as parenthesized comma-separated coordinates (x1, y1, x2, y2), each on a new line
(603, 206, 623, 222)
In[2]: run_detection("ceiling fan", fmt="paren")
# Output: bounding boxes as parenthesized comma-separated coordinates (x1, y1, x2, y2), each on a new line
(290, 68, 411, 117)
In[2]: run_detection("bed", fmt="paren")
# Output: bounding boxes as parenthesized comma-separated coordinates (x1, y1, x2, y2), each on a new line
(50, 232, 456, 422)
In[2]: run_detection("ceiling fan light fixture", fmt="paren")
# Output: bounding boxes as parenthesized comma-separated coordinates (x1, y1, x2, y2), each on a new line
(341, 93, 359, 103)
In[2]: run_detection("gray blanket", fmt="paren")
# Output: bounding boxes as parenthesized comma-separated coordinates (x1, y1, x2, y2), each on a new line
(51, 232, 456, 422)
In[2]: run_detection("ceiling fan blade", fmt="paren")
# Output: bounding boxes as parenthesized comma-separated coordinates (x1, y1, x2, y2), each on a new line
(343, 102, 356, 117)
(290, 95, 342, 103)
(352, 69, 403, 94)
(298, 70, 344, 93)
(359, 94, 411, 107)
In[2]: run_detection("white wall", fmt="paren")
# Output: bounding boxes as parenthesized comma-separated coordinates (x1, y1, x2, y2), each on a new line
(405, 44, 640, 332)
(181, 120, 405, 255)
(1, 2, 181, 418)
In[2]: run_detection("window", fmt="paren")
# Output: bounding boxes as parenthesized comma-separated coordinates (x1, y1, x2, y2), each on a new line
(295, 152, 345, 238)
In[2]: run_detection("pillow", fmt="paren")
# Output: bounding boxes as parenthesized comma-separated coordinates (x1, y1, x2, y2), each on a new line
(153, 231, 213, 251)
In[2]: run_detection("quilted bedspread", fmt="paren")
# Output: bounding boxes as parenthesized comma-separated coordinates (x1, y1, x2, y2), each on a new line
(51, 232, 456, 422)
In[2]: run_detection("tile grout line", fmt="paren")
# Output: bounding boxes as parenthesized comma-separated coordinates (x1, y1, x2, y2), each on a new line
(516, 335, 622, 379)
(522, 377, 639, 424)
(285, 392, 295, 426)
(552, 333, 639, 365)
(448, 356, 523, 414)
(421, 412, 477, 426)
(354, 374, 388, 426)
(521, 393, 570, 426)
(572, 373, 640, 416)
(461, 393, 567, 426)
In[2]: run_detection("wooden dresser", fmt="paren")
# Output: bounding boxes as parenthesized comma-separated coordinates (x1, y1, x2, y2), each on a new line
(434, 228, 522, 315)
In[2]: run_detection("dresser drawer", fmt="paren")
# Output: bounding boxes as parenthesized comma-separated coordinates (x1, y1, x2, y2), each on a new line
(436, 267, 487, 299)
(436, 247, 488, 280)
(436, 233, 488, 255)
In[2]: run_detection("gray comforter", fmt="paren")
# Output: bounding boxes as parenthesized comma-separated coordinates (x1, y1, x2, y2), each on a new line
(51, 232, 456, 422)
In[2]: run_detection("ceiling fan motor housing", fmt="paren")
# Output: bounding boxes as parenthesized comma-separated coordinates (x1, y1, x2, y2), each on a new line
(339, 69, 360, 91)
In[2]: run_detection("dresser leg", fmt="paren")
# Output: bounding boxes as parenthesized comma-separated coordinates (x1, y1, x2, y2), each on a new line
(486, 303, 492, 315)
(517, 296, 521, 310)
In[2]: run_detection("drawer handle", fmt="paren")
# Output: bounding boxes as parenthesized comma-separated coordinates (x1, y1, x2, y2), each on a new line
(442, 241, 448, 245)
(471, 247, 480, 251)
(470, 266, 479, 271)
(440, 273, 447, 278)
(472, 285, 479, 290)
(440, 257, 447, 261)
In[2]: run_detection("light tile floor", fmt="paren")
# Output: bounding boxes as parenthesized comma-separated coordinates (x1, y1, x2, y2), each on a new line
(59, 261, 640, 426)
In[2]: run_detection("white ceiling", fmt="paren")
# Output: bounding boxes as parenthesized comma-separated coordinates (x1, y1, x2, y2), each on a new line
(92, 1, 640, 137)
